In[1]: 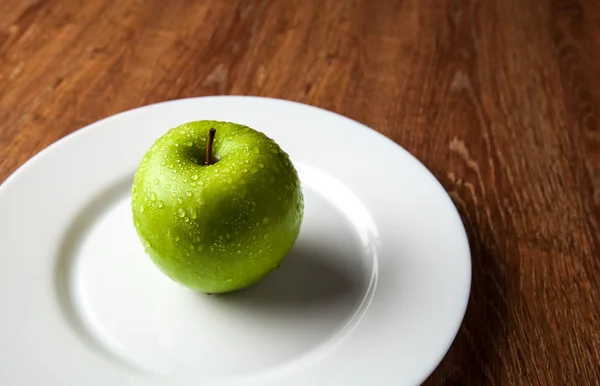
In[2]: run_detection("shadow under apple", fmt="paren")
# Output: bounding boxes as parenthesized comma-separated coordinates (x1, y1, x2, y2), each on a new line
(207, 238, 367, 312)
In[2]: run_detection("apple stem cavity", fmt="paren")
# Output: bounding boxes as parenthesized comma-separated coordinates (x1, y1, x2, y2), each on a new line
(205, 128, 216, 166)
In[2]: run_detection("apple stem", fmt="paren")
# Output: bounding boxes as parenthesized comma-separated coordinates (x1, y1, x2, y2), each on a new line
(205, 128, 216, 165)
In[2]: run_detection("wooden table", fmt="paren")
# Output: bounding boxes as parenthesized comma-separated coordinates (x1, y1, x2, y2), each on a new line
(1, 0, 599, 384)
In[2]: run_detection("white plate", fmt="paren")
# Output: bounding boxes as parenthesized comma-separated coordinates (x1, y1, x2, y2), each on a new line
(0, 97, 470, 386)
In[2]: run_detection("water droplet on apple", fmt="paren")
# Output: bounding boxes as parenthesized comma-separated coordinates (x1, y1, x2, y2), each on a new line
(236, 243, 241, 247)
(171, 175, 176, 181)
(184, 217, 189, 222)
(251, 168, 258, 174)
(178, 208, 186, 217)
(190, 209, 198, 219)
(197, 245, 204, 252)
(185, 141, 193, 147)
(258, 249, 263, 254)
(175, 236, 180, 242)
(191, 175, 199, 181)
(135, 220, 140, 227)
(262, 217, 269, 224)
(166, 184, 171, 189)
(140, 204, 145, 213)
(177, 197, 183, 204)
(253, 147, 260, 154)
(259, 163, 264, 168)
(226, 278, 233, 283)
(263, 234, 269, 240)
(199, 181, 205, 186)
(154, 178, 160, 185)
(236, 250, 241, 254)
(186, 191, 193, 197)
(183, 178, 188, 183)
(150, 192, 157, 201)
(157, 201, 164, 209)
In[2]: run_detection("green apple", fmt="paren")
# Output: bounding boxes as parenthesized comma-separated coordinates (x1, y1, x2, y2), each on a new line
(131, 121, 303, 293)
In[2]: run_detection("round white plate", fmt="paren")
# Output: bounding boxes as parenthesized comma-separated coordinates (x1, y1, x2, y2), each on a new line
(0, 97, 470, 386)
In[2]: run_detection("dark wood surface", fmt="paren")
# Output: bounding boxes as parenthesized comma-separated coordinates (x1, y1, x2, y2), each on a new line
(1, 0, 599, 384)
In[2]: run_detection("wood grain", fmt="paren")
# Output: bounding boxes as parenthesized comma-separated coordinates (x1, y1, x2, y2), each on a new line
(1, 0, 599, 384)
